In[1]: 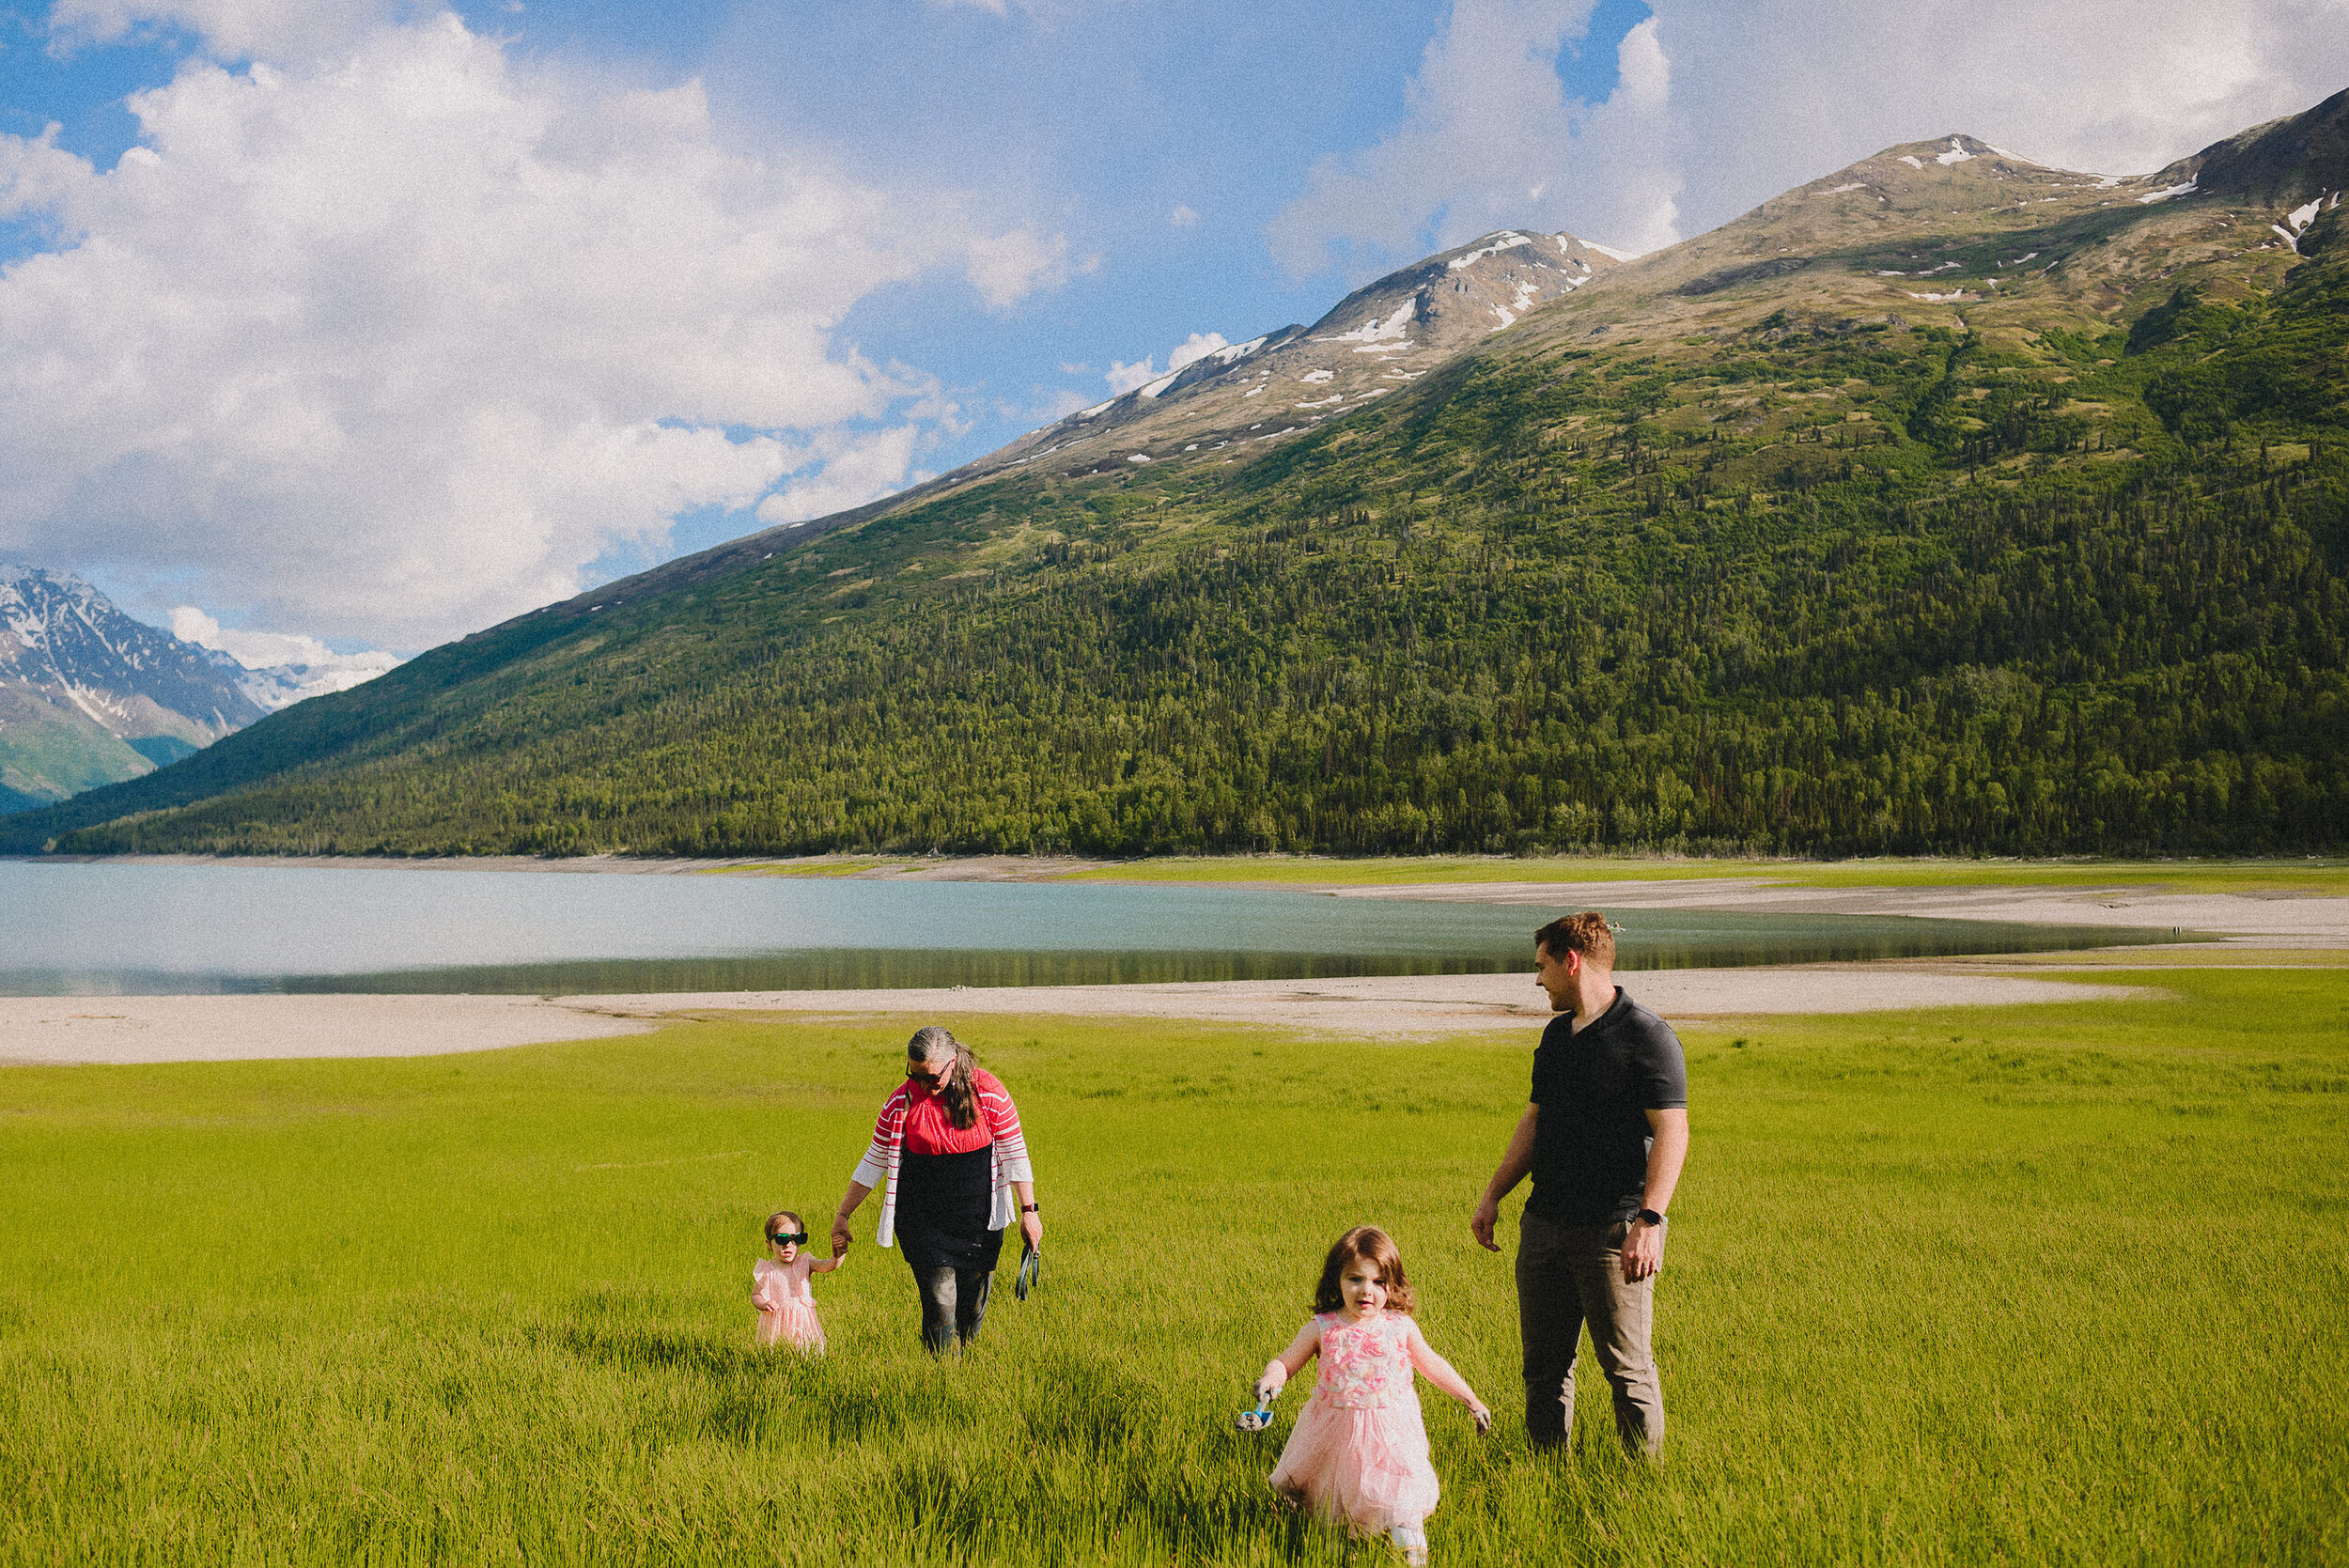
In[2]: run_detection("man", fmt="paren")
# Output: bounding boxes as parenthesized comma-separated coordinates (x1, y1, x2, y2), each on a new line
(1470, 910, 1688, 1456)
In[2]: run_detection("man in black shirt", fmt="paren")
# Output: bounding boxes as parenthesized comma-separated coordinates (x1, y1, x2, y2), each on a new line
(1470, 910, 1688, 1456)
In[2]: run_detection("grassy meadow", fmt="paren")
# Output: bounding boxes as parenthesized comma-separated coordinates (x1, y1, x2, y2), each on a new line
(2, 970, 2344, 1564)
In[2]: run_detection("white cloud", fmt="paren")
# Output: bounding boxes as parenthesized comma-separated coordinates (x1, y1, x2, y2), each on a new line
(1102, 330, 1228, 396)
(1634, 0, 2349, 236)
(753, 425, 926, 527)
(1170, 203, 1198, 227)
(1103, 356, 1160, 396)
(0, 10, 1073, 647)
(1164, 331, 1228, 373)
(925, 0, 1138, 15)
(169, 602, 400, 681)
(48, 0, 393, 61)
(1272, 0, 2349, 283)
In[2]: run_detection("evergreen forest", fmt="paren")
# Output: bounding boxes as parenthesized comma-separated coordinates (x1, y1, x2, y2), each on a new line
(8, 185, 2346, 860)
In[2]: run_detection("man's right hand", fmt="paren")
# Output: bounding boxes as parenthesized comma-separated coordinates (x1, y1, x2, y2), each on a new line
(831, 1217, 853, 1256)
(1470, 1196, 1501, 1251)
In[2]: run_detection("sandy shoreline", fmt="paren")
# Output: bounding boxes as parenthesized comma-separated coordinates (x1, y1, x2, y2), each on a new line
(0, 963, 2161, 1065)
(1329, 879, 2349, 945)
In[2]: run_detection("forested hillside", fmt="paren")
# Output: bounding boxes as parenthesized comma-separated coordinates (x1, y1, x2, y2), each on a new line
(8, 103, 2345, 859)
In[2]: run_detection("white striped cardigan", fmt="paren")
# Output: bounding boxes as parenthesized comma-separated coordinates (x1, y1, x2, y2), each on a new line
(849, 1067, 1034, 1249)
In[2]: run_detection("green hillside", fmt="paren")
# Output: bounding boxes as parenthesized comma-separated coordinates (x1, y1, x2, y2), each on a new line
(7, 102, 2346, 859)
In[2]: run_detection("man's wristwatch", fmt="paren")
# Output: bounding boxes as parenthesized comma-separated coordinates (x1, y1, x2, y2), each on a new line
(1020, 1203, 1040, 1214)
(1634, 1207, 1666, 1227)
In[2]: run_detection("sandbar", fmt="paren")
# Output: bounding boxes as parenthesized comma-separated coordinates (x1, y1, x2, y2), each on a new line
(1, 964, 2154, 1064)
(0, 993, 654, 1067)
(1324, 880, 2349, 946)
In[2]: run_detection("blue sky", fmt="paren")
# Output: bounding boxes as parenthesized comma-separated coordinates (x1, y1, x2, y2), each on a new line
(0, 0, 2340, 663)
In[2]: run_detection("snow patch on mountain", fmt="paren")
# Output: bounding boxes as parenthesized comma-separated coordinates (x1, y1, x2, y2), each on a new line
(1318, 300, 1417, 345)
(2136, 178, 2198, 205)
(1449, 232, 1533, 269)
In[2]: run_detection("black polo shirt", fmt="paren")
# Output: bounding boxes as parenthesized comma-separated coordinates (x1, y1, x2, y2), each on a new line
(1527, 987, 1688, 1227)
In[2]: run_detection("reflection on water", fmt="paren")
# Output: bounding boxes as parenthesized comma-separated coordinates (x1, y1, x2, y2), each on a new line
(0, 856, 2198, 998)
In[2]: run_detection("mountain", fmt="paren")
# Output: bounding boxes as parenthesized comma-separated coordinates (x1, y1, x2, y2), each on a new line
(5, 92, 2346, 857)
(972, 227, 1626, 483)
(0, 567, 400, 814)
(0, 566, 266, 811)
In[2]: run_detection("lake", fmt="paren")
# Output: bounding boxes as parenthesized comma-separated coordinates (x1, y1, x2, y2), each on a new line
(0, 861, 2193, 996)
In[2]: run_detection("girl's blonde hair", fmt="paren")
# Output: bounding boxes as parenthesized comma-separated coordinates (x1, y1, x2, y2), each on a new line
(1314, 1225, 1414, 1315)
(765, 1211, 804, 1244)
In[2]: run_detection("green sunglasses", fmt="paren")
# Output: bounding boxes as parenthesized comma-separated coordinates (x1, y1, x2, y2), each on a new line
(768, 1231, 809, 1247)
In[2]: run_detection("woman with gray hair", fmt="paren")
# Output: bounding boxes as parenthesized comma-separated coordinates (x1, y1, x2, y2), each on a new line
(832, 1026, 1042, 1354)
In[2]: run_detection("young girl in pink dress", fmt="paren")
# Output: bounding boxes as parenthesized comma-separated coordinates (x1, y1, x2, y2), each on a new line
(752, 1211, 838, 1353)
(1252, 1227, 1490, 1566)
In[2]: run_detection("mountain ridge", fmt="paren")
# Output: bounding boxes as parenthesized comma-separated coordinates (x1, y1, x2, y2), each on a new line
(6, 90, 2345, 857)
(0, 566, 405, 813)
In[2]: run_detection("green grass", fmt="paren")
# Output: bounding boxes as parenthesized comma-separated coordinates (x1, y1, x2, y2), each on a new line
(1067, 855, 2349, 898)
(3, 974, 2345, 1564)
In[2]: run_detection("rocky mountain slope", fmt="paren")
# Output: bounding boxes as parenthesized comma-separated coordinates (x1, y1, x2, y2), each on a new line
(0, 567, 401, 813)
(6, 90, 2344, 857)
(971, 227, 1626, 482)
(0, 567, 266, 811)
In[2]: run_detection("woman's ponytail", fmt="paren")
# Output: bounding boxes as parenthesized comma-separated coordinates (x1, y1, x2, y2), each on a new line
(941, 1042, 980, 1130)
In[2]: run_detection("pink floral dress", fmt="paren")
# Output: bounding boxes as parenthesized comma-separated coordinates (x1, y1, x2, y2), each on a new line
(752, 1255, 825, 1353)
(1268, 1312, 1440, 1536)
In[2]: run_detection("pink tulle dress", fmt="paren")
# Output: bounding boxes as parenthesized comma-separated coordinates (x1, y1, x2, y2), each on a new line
(753, 1255, 825, 1353)
(1268, 1312, 1441, 1538)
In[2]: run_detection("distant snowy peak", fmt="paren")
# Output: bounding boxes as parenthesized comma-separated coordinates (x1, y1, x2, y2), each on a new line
(981, 225, 1629, 480)
(0, 564, 263, 735)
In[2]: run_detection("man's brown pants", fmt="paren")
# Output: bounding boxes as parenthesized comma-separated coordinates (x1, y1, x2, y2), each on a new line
(1515, 1208, 1665, 1455)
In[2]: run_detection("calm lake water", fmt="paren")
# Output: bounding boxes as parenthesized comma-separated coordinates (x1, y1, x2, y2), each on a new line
(0, 861, 2192, 997)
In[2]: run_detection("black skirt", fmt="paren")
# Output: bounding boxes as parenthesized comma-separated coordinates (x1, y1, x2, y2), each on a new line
(894, 1146, 1004, 1272)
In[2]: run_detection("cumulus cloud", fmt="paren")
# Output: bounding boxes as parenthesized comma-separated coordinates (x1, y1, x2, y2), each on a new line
(753, 425, 928, 526)
(1103, 330, 1228, 396)
(1639, 0, 2349, 234)
(1170, 203, 1198, 227)
(1272, 0, 2349, 282)
(48, 0, 394, 61)
(169, 604, 402, 686)
(1267, 0, 1669, 279)
(0, 8, 1074, 648)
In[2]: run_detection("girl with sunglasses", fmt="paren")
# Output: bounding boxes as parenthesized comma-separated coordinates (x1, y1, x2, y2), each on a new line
(752, 1210, 839, 1353)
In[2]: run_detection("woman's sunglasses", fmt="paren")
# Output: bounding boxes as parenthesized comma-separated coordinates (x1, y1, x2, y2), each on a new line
(768, 1232, 809, 1246)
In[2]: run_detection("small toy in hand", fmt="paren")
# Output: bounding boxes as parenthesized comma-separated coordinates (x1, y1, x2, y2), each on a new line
(1235, 1403, 1274, 1433)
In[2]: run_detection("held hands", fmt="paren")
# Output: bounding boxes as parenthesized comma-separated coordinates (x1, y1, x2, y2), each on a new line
(831, 1216, 854, 1257)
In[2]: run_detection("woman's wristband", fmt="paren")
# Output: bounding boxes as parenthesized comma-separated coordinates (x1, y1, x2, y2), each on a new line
(1019, 1203, 1039, 1214)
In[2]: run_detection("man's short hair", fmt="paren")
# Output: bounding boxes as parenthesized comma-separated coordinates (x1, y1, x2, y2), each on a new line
(1534, 910, 1615, 968)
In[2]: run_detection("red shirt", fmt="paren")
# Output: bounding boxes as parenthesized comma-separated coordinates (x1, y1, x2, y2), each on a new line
(897, 1067, 1021, 1156)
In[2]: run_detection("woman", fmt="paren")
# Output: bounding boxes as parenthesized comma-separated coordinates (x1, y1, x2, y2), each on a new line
(832, 1026, 1043, 1354)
